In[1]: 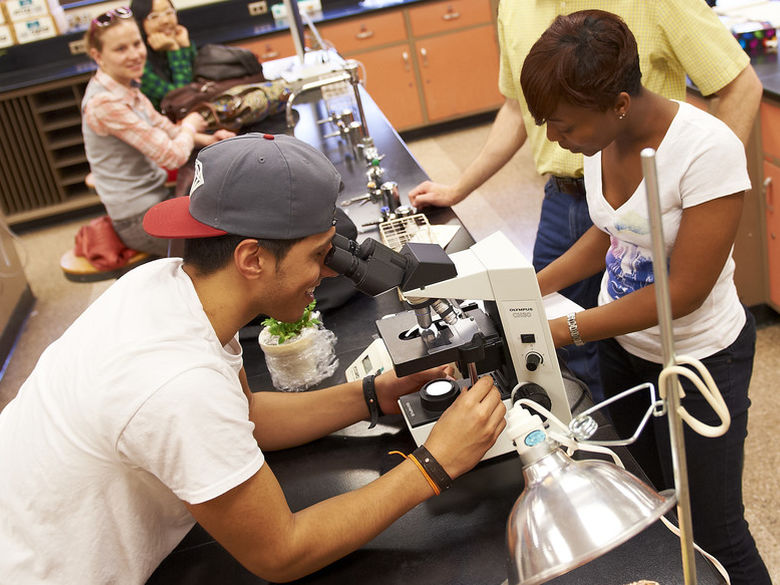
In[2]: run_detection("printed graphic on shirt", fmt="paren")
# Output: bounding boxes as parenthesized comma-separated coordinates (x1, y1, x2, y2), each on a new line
(605, 230, 655, 301)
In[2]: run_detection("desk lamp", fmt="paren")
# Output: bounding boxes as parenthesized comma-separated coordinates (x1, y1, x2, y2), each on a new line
(505, 148, 731, 585)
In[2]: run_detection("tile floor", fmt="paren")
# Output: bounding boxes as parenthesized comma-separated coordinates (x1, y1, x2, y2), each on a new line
(0, 117, 777, 583)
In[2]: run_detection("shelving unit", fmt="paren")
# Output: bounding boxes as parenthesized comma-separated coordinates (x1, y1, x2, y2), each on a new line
(0, 72, 96, 225)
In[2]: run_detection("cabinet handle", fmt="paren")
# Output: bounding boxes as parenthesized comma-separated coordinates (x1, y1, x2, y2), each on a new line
(442, 9, 461, 21)
(356, 26, 374, 40)
(261, 50, 279, 59)
(402, 51, 411, 72)
(765, 176, 775, 212)
(420, 47, 428, 67)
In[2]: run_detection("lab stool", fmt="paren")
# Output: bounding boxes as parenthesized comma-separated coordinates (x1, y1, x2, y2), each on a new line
(59, 248, 152, 283)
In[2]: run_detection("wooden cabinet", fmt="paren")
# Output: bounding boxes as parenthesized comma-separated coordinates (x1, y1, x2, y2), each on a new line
(412, 23, 501, 122)
(318, 10, 423, 129)
(408, 0, 492, 36)
(0, 73, 95, 225)
(318, 11, 407, 54)
(761, 159, 780, 309)
(235, 31, 297, 62)
(316, 0, 502, 131)
(348, 44, 424, 130)
(687, 90, 769, 308)
(760, 100, 780, 310)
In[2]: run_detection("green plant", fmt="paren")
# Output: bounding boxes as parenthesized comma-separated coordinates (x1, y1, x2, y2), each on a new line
(261, 301, 321, 344)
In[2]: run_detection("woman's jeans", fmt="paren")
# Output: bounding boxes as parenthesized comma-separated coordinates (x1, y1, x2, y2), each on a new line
(599, 308, 771, 585)
(533, 177, 603, 401)
(113, 212, 172, 257)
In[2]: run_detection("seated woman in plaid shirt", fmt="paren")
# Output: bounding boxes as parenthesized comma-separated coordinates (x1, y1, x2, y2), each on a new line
(131, 0, 194, 111)
(81, 7, 234, 256)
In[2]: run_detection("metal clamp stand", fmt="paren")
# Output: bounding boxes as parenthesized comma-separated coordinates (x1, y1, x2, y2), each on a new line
(641, 147, 697, 585)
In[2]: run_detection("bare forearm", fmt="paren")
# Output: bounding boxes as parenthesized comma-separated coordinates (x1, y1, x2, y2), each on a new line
(709, 65, 763, 146)
(549, 286, 661, 347)
(191, 458, 435, 583)
(537, 226, 608, 296)
(453, 99, 527, 199)
(250, 381, 367, 450)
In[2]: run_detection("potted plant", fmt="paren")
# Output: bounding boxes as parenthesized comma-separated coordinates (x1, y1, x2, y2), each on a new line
(258, 301, 338, 391)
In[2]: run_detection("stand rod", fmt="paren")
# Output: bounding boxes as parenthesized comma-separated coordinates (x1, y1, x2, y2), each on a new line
(641, 148, 697, 585)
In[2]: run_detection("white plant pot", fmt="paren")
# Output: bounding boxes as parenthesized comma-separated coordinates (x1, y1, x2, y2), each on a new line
(258, 325, 338, 391)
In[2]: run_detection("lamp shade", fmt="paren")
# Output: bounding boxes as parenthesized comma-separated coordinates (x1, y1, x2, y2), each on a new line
(506, 447, 675, 585)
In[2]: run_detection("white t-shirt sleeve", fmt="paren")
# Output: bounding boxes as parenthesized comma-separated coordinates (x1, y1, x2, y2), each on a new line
(678, 108, 750, 209)
(117, 367, 264, 504)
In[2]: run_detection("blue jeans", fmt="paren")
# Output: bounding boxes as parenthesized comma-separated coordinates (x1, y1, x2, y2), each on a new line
(533, 177, 604, 401)
(599, 308, 771, 585)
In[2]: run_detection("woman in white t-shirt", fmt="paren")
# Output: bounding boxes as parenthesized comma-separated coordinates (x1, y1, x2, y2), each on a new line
(520, 9, 770, 585)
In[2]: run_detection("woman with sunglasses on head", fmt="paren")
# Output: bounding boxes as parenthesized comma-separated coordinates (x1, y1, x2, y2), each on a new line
(523, 10, 771, 585)
(82, 8, 234, 256)
(130, 0, 194, 110)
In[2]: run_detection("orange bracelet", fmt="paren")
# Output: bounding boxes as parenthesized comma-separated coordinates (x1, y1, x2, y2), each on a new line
(389, 450, 441, 495)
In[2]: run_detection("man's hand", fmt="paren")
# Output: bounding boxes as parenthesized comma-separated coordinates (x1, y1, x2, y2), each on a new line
(424, 375, 506, 479)
(146, 31, 178, 51)
(408, 181, 464, 210)
(374, 364, 454, 415)
(174, 24, 190, 48)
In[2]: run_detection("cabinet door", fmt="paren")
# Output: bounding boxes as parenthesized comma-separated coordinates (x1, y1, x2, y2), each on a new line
(236, 32, 297, 62)
(318, 11, 407, 54)
(761, 100, 780, 163)
(351, 44, 424, 130)
(763, 161, 780, 308)
(416, 24, 502, 122)
(408, 0, 493, 37)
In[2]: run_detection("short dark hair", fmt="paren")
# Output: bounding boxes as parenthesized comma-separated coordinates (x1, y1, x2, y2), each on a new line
(521, 9, 642, 125)
(183, 234, 304, 275)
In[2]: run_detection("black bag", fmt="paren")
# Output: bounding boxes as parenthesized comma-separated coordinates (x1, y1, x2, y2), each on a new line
(194, 44, 264, 81)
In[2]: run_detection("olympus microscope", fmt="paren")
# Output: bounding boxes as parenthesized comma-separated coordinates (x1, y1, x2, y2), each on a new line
(325, 230, 572, 460)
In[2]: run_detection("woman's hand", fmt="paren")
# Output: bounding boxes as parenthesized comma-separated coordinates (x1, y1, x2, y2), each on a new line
(147, 31, 178, 51)
(212, 129, 236, 141)
(174, 25, 190, 48)
(195, 129, 236, 147)
(374, 364, 454, 415)
(181, 112, 207, 134)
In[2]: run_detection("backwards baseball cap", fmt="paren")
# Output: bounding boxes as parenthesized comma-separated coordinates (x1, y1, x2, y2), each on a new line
(143, 133, 343, 240)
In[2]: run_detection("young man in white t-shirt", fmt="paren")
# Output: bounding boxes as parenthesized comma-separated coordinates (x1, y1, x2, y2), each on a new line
(0, 134, 507, 584)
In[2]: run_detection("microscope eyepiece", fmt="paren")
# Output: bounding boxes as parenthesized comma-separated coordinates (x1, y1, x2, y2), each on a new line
(324, 235, 408, 296)
(324, 234, 457, 297)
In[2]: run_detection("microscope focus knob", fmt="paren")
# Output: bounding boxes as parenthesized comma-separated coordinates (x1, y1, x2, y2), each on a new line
(420, 379, 460, 412)
(512, 383, 552, 413)
(524, 351, 543, 371)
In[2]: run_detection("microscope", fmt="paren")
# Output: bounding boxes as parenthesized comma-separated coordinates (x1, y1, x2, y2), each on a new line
(325, 231, 571, 460)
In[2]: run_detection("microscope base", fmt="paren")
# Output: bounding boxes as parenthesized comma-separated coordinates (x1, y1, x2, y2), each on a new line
(398, 392, 517, 461)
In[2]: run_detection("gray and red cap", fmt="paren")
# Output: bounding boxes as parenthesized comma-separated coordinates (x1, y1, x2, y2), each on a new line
(143, 133, 342, 240)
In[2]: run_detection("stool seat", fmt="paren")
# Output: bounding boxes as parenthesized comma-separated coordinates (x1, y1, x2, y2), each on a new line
(60, 249, 152, 282)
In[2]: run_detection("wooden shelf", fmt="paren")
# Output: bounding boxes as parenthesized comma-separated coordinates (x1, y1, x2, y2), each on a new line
(48, 133, 85, 150)
(42, 112, 82, 132)
(6, 192, 100, 225)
